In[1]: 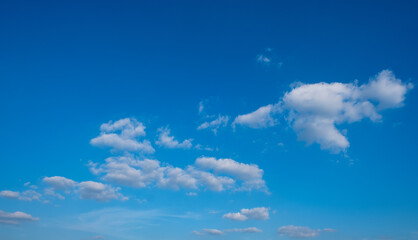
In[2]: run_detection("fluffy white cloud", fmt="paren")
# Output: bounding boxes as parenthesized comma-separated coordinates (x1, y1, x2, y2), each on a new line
(89, 156, 265, 192)
(78, 181, 124, 202)
(277, 226, 336, 238)
(90, 118, 155, 154)
(233, 104, 280, 129)
(195, 157, 266, 191)
(223, 207, 269, 221)
(0, 190, 19, 199)
(0, 210, 39, 225)
(43, 176, 76, 190)
(234, 70, 412, 153)
(156, 127, 192, 149)
(282, 70, 412, 153)
(197, 115, 229, 134)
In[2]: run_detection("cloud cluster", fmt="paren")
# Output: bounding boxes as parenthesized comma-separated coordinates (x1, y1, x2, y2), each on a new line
(0, 190, 42, 201)
(277, 225, 336, 238)
(42, 176, 126, 202)
(222, 207, 269, 221)
(156, 127, 193, 149)
(0, 210, 39, 225)
(90, 118, 154, 154)
(88, 156, 266, 192)
(234, 70, 413, 153)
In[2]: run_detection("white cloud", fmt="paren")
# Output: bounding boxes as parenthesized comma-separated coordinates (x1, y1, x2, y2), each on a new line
(44, 188, 65, 200)
(223, 207, 269, 221)
(42, 175, 126, 202)
(233, 104, 280, 129)
(198, 101, 205, 114)
(194, 144, 214, 151)
(197, 115, 229, 134)
(222, 212, 247, 221)
(282, 70, 412, 153)
(194, 227, 262, 236)
(277, 225, 336, 238)
(188, 167, 235, 192)
(0, 190, 42, 201)
(90, 118, 155, 154)
(90, 155, 265, 192)
(18, 190, 42, 201)
(156, 127, 192, 149)
(195, 157, 266, 191)
(78, 181, 125, 202)
(0, 190, 20, 199)
(256, 48, 283, 68)
(0, 210, 39, 225)
(43, 176, 76, 190)
(234, 70, 412, 153)
(193, 229, 224, 236)
(257, 54, 271, 63)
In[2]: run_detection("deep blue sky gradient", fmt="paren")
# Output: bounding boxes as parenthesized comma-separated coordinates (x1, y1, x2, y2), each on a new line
(1, 1, 418, 240)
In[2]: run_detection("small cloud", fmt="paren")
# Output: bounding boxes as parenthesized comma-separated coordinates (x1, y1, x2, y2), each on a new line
(0, 190, 42, 202)
(156, 127, 193, 149)
(223, 207, 269, 221)
(198, 101, 205, 114)
(195, 144, 214, 151)
(193, 229, 224, 236)
(0, 210, 39, 225)
(256, 48, 283, 68)
(233, 104, 280, 129)
(0, 190, 20, 199)
(194, 227, 262, 236)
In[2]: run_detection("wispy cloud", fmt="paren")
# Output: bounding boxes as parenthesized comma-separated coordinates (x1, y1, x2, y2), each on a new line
(156, 127, 193, 149)
(193, 227, 262, 236)
(277, 225, 336, 238)
(197, 115, 229, 134)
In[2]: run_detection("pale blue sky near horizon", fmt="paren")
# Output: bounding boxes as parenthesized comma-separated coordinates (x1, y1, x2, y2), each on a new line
(1, 1, 418, 240)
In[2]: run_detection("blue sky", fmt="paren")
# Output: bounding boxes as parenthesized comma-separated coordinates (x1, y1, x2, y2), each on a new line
(1, 0, 418, 239)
